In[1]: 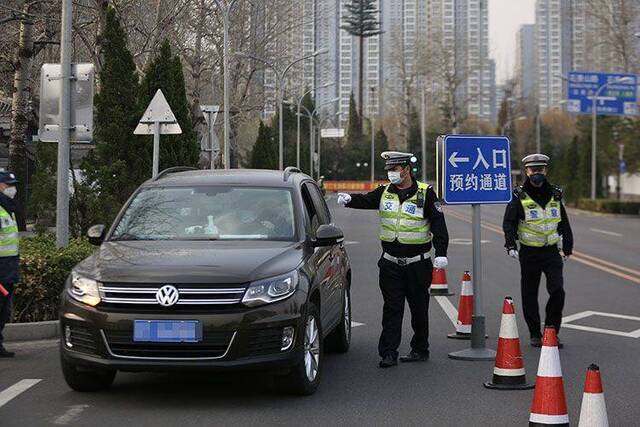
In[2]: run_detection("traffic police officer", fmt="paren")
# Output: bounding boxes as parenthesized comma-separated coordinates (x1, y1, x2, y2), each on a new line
(0, 171, 19, 357)
(502, 154, 573, 348)
(337, 152, 449, 368)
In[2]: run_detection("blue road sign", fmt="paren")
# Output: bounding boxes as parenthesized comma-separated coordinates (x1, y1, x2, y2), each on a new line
(566, 72, 638, 116)
(442, 135, 512, 205)
(619, 160, 627, 174)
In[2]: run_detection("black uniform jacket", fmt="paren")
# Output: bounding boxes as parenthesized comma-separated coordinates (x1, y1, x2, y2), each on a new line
(0, 193, 19, 284)
(502, 179, 573, 255)
(346, 179, 449, 258)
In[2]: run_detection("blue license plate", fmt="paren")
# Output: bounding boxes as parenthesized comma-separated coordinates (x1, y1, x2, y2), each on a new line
(133, 320, 202, 343)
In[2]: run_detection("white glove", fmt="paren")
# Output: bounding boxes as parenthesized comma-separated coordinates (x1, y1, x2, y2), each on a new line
(337, 193, 351, 207)
(508, 249, 519, 260)
(433, 257, 448, 269)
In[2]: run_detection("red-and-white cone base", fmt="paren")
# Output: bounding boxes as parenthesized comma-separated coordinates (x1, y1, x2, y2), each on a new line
(529, 327, 569, 426)
(448, 271, 473, 339)
(484, 297, 534, 389)
(578, 364, 609, 427)
(429, 267, 454, 296)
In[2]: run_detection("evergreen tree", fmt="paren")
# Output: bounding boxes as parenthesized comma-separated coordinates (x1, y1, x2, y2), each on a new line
(374, 127, 389, 180)
(28, 142, 57, 229)
(341, 93, 367, 179)
(249, 121, 277, 169)
(139, 40, 199, 170)
(82, 7, 142, 223)
(341, 0, 383, 123)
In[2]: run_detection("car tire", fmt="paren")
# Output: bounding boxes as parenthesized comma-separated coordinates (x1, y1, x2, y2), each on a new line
(61, 353, 116, 392)
(325, 287, 351, 353)
(281, 302, 323, 396)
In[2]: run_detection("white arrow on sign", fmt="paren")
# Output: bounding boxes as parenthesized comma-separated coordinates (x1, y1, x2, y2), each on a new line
(448, 151, 470, 168)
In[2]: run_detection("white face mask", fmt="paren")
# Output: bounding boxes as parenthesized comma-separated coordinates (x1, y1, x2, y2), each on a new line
(387, 171, 402, 185)
(2, 187, 17, 199)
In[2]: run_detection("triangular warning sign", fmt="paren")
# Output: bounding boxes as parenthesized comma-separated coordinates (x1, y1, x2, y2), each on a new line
(139, 89, 177, 123)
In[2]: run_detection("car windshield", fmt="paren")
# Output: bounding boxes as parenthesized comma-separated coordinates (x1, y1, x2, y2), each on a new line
(111, 186, 296, 241)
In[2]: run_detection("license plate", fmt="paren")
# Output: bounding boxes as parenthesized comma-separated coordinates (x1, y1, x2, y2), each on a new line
(133, 320, 202, 343)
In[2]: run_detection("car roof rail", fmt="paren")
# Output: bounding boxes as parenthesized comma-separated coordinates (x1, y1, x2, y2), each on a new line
(153, 166, 199, 181)
(283, 166, 302, 182)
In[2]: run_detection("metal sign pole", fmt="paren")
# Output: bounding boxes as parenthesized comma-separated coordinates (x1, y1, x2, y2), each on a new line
(208, 111, 215, 170)
(152, 121, 160, 179)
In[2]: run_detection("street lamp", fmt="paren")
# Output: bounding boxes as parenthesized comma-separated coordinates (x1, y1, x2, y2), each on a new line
(213, 0, 241, 169)
(589, 76, 633, 199)
(236, 48, 328, 170)
(316, 111, 345, 180)
(295, 81, 335, 169)
(298, 97, 340, 177)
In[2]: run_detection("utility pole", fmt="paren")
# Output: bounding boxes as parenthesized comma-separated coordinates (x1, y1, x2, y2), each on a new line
(420, 86, 427, 183)
(56, 0, 72, 248)
(370, 86, 375, 182)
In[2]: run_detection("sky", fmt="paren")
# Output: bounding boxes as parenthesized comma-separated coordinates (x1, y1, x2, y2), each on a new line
(489, 0, 536, 84)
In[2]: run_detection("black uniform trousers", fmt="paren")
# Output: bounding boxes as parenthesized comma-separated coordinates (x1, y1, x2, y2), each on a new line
(519, 245, 565, 338)
(0, 282, 14, 344)
(377, 256, 431, 359)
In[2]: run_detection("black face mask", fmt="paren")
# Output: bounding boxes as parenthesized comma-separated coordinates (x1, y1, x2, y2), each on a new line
(529, 173, 546, 186)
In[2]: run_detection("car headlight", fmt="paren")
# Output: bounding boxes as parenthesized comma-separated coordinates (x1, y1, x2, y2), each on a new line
(66, 272, 101, 307)
(242, 271, 299, 307)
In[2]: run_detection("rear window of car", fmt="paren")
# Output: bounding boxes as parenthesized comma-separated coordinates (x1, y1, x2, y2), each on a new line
(111, 186, 297, 242)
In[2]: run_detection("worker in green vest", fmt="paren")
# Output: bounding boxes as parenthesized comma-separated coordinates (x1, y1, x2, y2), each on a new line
(337, 152, 449, 368)
(502, 154, 573, 348)
(0, 171, 19, 358)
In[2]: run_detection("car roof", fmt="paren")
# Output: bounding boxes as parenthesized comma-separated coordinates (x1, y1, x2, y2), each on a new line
(142, 168, 313, 188)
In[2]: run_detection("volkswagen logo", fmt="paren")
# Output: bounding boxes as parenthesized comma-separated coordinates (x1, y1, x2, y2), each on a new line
(156, 285, 179, 307)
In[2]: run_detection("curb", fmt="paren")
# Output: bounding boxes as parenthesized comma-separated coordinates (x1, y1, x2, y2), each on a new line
(4, 320, 60, 342)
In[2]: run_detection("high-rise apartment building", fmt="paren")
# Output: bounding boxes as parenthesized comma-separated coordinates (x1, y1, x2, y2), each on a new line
(515, 24, 536, 102)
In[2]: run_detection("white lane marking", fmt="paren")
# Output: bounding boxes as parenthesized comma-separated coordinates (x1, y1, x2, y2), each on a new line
(434, 296, 458, 326)
(351, 321, 365, 328)
(344, 241, 360, 245)
(54, 405, 90, 425)
(0, 379, 42, 408)
(590, 228, 623, 237)
(449, 238, 491, 245)
(562, 310, 640, 338)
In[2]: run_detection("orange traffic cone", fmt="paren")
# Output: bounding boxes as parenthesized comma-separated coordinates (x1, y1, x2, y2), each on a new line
(0, 283, 8, 297)
(529, 326, 569, 426)
(429, 267, 454, 296)
(484, 297, 534, 389)
(448, 271, 473, 339)
(578, 364, 609, 427)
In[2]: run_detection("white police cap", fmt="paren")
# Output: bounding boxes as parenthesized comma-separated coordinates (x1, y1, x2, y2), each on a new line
(381, 151, 414, 170)
(522, 154, 549, 168)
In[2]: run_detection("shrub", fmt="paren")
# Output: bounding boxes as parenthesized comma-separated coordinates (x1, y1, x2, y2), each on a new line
(12, 234, 96, 323)
(576, 199, 640, 215)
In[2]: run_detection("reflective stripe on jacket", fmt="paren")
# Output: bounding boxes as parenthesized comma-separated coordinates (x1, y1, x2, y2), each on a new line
(379, 182, 432, 244)
(517, 192, 561, 247)
(0, 205, 18, 257)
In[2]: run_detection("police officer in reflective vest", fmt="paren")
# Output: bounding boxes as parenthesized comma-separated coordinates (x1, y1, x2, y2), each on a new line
(337, 152, 449, 368)
(0, 171, 19, 357)
(502, 154, 573, 348)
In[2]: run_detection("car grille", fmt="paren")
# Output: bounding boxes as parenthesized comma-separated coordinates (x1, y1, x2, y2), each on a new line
(99, 283, 247, 309)
(246, 327, 284, 357)
(102, 329, 235, 359)
(66, 324, 99, 355)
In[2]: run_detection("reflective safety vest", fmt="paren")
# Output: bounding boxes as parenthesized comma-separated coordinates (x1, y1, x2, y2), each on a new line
(379, 182, 432, 244)
(517, 192, 561, 247)
(0, 205, 18, 257)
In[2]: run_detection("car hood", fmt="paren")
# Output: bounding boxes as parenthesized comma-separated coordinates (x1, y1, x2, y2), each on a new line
(74, 240, 304, 284)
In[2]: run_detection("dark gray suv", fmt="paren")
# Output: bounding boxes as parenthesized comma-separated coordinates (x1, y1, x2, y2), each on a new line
(59, 167, 351, 395)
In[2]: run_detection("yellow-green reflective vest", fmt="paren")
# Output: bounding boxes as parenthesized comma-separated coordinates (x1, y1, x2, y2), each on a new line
(0, 206, 18, 257)
(517, 192, 561, 247)
(379, 182, 432, 244)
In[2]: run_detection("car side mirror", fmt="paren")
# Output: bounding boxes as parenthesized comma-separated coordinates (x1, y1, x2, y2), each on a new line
(87, 224, 106, 246)
(312, 224, 344, 247)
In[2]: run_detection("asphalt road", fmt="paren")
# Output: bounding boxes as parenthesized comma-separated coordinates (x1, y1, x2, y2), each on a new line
(1, 197, 639, 426)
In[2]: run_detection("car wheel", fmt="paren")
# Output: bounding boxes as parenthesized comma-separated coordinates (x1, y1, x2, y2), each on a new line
(61, 352, 116, 392)
(281, 302, 323, 395)
(325, 287, 351, 353)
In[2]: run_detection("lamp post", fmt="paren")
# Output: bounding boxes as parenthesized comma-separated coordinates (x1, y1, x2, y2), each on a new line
(317, 112, 344, 180)
(213, 0, 240, 169)
(236, 49, 328, 170)
(370, 86, 376, 183)
(296, 81, 335, 169)
(589, 77, 633, 199)
(298, 97, 340, 177)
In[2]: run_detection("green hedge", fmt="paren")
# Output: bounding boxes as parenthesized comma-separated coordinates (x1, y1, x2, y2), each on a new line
(576, 199, 640, 215)
(12, 234, 96, 323)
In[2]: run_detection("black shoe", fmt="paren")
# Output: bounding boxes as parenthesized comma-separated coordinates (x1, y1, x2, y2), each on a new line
(530, 337, 542, 348)
(0, 344, 15, 358)
(378, 354, 398, 368)
(557, 338, 564, 349)
(399, 350, 429, 363)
